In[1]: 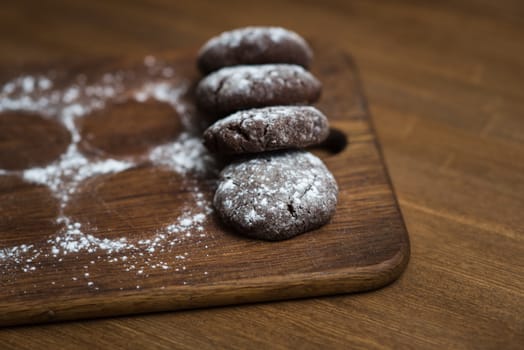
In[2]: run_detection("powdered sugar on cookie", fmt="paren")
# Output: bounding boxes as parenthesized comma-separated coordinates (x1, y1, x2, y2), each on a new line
(197, 27, 313, 74)
(203, 106, 330, 154)
(214, 151, 338, 240)
(200, 26, 310, 52)
(196, 64, 322, 115)
(202, 64, 316, 97)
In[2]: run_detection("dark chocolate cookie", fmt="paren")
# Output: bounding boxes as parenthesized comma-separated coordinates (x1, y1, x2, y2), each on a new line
(214, 151, 338, 241)
(197, 26, 313, 74)
(203, 106, 329, 154)
(196, 64, 321, 116)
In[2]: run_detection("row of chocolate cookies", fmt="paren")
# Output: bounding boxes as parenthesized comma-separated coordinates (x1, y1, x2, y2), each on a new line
(195, 27, 338, 241)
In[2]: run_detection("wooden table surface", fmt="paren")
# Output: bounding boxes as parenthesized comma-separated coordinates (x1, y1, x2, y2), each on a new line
(1, 0, 523, 348)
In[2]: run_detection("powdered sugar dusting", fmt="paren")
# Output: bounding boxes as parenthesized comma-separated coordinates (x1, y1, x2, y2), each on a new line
(200, 26, 311, 57)
(215, 151, 337, 239)
(150, 132, 217, 176)
(206, 106, 329, 150)
(213, 106, 322, 126)
(0, 56, 218, 288)
(133, 81, 193, 130)
(198, 64, 319, 100)
(23, 146, 134, 208)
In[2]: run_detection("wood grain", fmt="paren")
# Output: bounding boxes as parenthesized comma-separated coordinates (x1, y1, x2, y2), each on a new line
(0, 48, 409, 326)
(0, 0, 523, 348)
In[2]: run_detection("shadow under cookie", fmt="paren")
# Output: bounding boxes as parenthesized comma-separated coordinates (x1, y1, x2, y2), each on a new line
(0, 112, 71, 171)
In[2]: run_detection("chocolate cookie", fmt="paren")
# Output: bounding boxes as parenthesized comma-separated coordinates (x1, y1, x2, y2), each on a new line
(196, 64, 321, 116)
(203, 106, 329, 154)
(197, 26, 313, 74)
(214, 151, 338, 241)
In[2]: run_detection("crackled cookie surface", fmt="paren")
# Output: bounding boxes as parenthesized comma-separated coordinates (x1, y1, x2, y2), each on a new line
(214, 151, 338, 241)
(197, 26, 313, 74)
(203, 106, 329, 154)
(196, 64, 321, 116)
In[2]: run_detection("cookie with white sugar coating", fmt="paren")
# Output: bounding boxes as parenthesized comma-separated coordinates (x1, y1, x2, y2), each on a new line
(203, 106, 330, 154)
(213, 150, 338, 241)
(196, 64, 321, 117)
(197, 26, 313, 74)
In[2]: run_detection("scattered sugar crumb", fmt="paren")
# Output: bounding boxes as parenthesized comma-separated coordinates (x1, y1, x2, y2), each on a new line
(0, 56, 218, 288)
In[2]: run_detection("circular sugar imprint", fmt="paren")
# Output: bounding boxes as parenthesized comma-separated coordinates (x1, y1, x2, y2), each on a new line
(0, 112, 71, 171)
(63, 166, 210, 243)
(0, 175, 61, 248)
(77, 100, 183, 158)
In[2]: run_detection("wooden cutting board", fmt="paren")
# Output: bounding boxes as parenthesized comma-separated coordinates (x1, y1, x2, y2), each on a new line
(0, 47, 410, 327)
